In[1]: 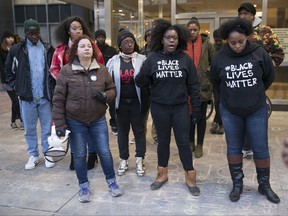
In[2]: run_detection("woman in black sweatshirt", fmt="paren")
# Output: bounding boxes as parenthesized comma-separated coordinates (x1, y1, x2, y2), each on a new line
(210, 18, 279, 204)
(135, 19, 201, 196)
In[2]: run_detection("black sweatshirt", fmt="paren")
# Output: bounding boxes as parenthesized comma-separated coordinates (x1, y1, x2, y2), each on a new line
(210, 41, 275, 117)
(135, 49, 201, 111)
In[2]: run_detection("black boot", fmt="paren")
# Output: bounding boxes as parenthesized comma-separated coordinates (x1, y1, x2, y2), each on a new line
(228, 156, 244, 202)
(255, 159, 280, 204)
(70, 153, 75, 171)
(87, 152, 98, 170)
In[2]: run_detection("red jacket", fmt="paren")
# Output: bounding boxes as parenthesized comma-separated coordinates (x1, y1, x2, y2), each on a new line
(50, 42, 104, 79)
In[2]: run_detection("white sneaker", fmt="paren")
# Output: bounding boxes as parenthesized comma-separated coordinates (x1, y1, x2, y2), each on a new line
(242, 150, 253, 159)
(45, 156, 55, 168)
(117, 159, 128, 176)
(136, 157, 145, 176)
(129, 138, 135, 145)
(25, 156, 39, 170)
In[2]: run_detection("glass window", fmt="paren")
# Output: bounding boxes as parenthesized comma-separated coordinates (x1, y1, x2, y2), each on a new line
(48, 4, 60, 22)
(60, 4, 71, 21)
(25, 5, 36, 20)
(37, 5, 47, 23)
(266, 0, 288, 101)
(176, 0, 262, 14)
(112, 0, 171, 48)
(15, 6, 25, 23)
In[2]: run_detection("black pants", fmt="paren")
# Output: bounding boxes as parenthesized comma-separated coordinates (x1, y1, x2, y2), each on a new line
(212, 89, 222, 125)
(108, 101, 117, 128)
(116, 99, 146, 159)
(151, 102, 193, 171)
(189, 101, 208, 145)
(7, 90, 22, 123)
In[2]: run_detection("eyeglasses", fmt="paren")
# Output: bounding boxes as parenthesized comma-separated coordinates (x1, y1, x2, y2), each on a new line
(163, 35, 178, 41)
(121, 40, 135, 46)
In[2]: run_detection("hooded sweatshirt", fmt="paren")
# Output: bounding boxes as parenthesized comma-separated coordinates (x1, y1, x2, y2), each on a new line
(210, 41, 275, 117)
(135, 49, 201, 111)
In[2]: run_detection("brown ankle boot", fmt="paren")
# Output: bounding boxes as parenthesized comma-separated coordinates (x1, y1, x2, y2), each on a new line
(150, 166, 168, 190)
(185, 170, 200, 196)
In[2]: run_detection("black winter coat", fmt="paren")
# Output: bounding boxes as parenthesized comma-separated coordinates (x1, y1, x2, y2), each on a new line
(5, 38, 55, 102)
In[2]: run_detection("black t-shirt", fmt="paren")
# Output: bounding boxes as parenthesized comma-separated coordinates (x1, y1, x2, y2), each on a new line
(120, 57, 138, 99)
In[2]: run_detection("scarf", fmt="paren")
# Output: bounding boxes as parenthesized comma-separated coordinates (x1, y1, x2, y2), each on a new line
(119, 52, 138, 59)
(185, 36, 202, 69)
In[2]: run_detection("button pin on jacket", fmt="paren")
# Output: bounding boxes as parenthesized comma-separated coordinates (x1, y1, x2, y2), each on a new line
(91, 75, 97, 81)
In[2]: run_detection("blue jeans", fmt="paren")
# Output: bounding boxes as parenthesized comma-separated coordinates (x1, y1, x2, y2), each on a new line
(20, 98, 52, 157)
(220, 103, 269, 160)
(66, 117, 115, 185)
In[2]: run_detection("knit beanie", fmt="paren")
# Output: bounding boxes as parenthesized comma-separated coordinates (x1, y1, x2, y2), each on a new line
(238, 2, 256, 15)
(117, 29, 136, 47)
(24, 19, 40, 33)
(95, 29, 106, 39)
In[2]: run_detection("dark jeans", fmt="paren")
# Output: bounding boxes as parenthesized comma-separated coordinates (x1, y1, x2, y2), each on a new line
(220, 104, 269, 160)
(151, 102, 193, 171)
(7, 90, 22, 123)
(189, 101, 208, 145)
(116, 99, 146, 159)
(67, 117, 115, 185)
(212, 90, 222, 125)
(108, 101, 117, 128)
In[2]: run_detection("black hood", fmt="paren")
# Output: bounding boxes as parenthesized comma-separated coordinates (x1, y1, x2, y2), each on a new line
(222, 40, 260, 57)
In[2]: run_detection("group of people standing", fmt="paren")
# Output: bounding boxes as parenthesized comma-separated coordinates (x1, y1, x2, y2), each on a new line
(0, 1, 284, 205)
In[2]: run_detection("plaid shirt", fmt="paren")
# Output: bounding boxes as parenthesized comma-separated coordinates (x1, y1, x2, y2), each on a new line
(50, 42, 104, 79)
(248, 25, 284, 68)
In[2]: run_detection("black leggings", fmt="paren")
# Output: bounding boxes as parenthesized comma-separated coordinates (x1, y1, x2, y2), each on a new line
(151, 102, 194, 171)
(189, 101, 208, 145)
(7, 90, 22, 123)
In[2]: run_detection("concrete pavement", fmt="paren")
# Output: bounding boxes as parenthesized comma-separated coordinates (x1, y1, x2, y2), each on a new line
(0, 91, 288, 215)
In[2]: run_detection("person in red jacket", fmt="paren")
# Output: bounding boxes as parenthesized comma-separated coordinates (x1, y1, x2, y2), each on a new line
(50, 16, 104, 171)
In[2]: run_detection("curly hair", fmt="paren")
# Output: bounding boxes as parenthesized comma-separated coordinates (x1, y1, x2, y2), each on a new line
(150, 19, 188, 52)
(219, 18, 254, 40)
(68, 35, 99, 63)
(54, 16, 93, 45)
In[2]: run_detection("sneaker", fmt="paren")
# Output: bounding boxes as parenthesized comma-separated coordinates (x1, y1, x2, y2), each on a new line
(136, 157, 145, 176)
(210, 122, 218, 134)
(108, 181, 123, 197)
(111, 126, 118, 136)
(216, 125, 224, 134)
(153, 139, 158, 145)
(11, 122, 18, 130)
(117, 159, 128, 176)
(129, 138, 135, 145)
(78, 184, 91, 203)
(25, 156, 39, 170)
(19, 122, 25, 130)
(242, 150, 253, 159)
(45, 156, 55, 168)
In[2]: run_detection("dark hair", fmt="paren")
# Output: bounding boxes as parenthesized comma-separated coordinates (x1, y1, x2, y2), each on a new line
(69, 35, 99, 62)
(219, 18, 253, 40)
(187, 17, 200, 29)
(54, 16, 93, 44)
(213, 29, 221, 39)
(1, 31, 16, 51)
(150, 19, 188, 52)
